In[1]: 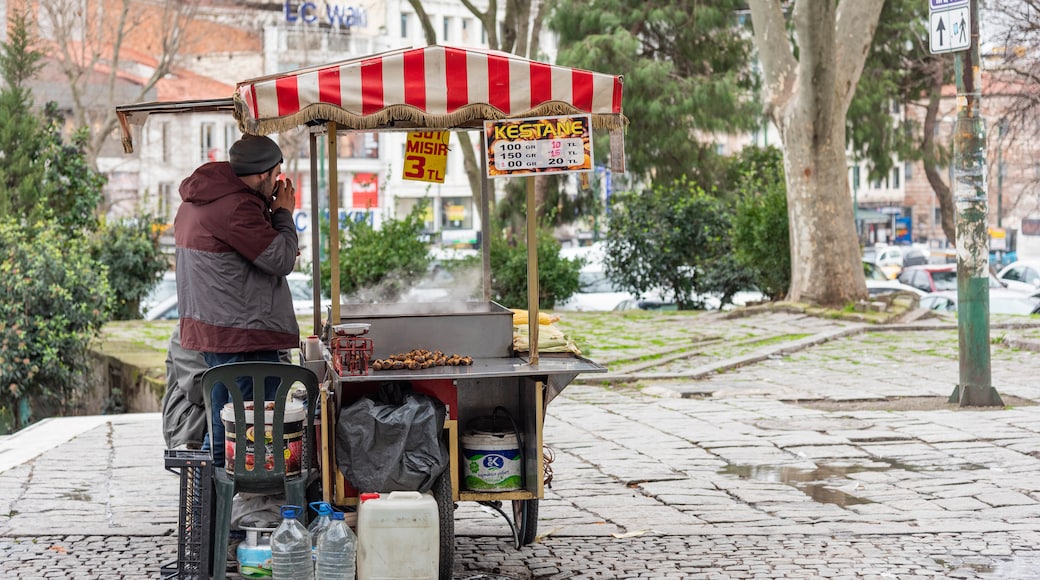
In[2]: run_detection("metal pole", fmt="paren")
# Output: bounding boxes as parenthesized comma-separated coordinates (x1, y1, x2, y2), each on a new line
(479, 130, 492, 304)
(949, 0, 1002, 407)
(526, 176, 539, 365)
(327, 122, 341, 326)
(997, 118, 1005, 229)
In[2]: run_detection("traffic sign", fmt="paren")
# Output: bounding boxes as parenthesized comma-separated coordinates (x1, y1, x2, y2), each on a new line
(930, 5, 971, 54)
(930, 0, 967, 8)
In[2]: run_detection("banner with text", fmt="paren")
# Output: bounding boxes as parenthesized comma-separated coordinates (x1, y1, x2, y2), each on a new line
(484, 115, 593, 178)
(352, 173, 378, 209)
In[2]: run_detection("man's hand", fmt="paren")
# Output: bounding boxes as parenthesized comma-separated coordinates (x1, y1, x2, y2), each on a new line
(272, 177, 295, 212)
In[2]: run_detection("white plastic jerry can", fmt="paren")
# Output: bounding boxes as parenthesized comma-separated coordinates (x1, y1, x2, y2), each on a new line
(357, 491, 439, 580)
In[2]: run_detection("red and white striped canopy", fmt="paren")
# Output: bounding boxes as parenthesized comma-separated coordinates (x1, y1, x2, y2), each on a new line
(234, 45, 625, 135)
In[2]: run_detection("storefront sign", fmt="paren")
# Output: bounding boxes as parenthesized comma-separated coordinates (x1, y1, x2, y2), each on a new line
(403, 131, 450, 183)
(484, 115, 592, 178)
(352, 173, 378, 209)
(293, 209, 376, 233)
(284, 2, 368, 28)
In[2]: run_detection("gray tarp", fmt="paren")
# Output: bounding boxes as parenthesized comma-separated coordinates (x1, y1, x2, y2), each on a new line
(160, 323, 208, 449)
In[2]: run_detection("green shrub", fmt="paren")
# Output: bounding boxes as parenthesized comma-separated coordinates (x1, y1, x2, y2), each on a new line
(0, 221, 112, 431)
(320, 201, 433, 302)
(604, 177, 732, 310)
(91, 215, 169, 320)
(490, 228, 581, 310)
(731, 147, 790, 300)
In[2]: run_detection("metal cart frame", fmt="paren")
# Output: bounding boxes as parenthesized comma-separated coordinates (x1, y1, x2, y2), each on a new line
(117, 43, 625, 575)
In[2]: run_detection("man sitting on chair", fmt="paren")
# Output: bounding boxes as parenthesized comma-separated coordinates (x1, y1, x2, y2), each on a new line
(174, 134, 301, 466)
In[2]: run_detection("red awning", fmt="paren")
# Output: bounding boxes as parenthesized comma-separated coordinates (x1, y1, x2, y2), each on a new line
(233, 45, 626, 135)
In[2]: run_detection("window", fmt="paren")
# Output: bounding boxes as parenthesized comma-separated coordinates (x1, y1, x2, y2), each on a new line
(200, 123, 216, 163)
(904, 161, 912, 181)
(462, 18, 472, 43)
(1003, 266, 1025, 282)
(852, 165, 861, 190)
(158, 182, 174, 222)
(442, 16, 451, 42)
(161, 122, 170, 163)
(401, 13, 409, 38)
(892, 168, 900, 188)
(340, 133, 379, 159)
(225, 124, 239, 158)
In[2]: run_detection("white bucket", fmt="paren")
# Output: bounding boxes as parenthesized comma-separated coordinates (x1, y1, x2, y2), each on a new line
(221, 402, 306, 476)
(357, 491, 438, 580)
(461, 430, 522, 492)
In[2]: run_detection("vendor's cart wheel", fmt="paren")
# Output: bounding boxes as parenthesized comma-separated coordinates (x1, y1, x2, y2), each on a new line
(432, 470, 455, 580)
(511, 499, 539, 546)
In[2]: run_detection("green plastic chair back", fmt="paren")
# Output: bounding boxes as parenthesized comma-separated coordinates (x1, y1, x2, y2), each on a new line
(202, 361, 319, 579)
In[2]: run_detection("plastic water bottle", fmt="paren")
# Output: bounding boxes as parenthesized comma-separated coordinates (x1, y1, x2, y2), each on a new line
(308, 502, 334, 562)
(315, 511, 357, 580)
(271, 505, 314, 580)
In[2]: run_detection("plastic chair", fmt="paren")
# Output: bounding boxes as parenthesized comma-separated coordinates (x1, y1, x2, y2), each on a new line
(202, 362, 319, 580)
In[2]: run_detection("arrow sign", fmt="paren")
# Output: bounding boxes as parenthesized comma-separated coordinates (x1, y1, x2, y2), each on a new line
(930, 6, 971, 54)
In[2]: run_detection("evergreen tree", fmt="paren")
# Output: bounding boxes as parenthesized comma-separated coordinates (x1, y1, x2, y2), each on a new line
(551, 0, 760, 187)
(0, 10, 53, 226)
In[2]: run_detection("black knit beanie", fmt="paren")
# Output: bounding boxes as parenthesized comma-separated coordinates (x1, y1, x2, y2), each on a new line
(229, 135, 284, 176)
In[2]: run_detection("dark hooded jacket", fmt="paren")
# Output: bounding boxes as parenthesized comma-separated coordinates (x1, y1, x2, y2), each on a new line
(174, 161, 300, 353)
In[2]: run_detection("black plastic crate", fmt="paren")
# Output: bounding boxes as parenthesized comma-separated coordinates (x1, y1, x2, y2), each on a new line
(161, 449, 213, 580)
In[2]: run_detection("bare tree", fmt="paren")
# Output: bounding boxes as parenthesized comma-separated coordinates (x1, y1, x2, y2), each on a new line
(987, 0, 1040, 205)
(34, 0, 201, 165)
(408, 0, 552, 212)
(748, 0, 884, 306)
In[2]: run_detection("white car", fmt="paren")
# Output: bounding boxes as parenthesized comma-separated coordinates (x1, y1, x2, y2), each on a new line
(555, 267, 638, 311)
(287, 272, 333, 316)
(921, 289, 1040, 315)
(143, 272, 330, 320)
(140, 271, 177, 316)
(866, 280, 925, 297)
(996, 260, 1040, 293)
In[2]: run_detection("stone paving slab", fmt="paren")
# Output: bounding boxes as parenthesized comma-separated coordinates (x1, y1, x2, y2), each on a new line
(4, 310, 1040, 577)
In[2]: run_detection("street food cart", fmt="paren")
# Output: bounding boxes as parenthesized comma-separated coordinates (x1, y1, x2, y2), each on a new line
(117, 44, 625, 576)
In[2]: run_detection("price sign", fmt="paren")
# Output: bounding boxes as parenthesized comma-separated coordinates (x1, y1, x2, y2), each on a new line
(403, 131, 450, 183)
(484, 115, 593, 178)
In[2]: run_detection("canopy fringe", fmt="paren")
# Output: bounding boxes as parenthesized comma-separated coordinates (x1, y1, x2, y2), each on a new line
(234, 97, 627, 136)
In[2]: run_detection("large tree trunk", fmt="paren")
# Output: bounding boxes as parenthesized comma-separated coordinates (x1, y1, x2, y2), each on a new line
(749, 0, 885, 306)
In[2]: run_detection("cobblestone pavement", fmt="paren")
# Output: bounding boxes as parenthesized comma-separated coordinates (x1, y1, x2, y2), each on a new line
(6, 310, 1040, 578)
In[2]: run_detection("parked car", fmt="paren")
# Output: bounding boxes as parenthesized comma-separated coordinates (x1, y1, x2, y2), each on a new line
(863, 260, 888, 282)
(901, 248, 929, 268)
(866, 280, 925, 297)
(996, 260, 1040, 293)
(140, 271, 177, 317)
(920, 289, 1040, 315)
(864, 246, 904, 279)
(143, 272, 330, 321)
(897, 264, 960, 293)
(556, 267, 642, 311)
(143, 293, 180, 321)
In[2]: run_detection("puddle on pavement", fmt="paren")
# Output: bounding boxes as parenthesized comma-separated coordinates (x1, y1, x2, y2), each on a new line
(721, 458, 989, 507)
(60, 490, 92, 502)
(721, 463, 883, 507)
(934, 559, 995, 574)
